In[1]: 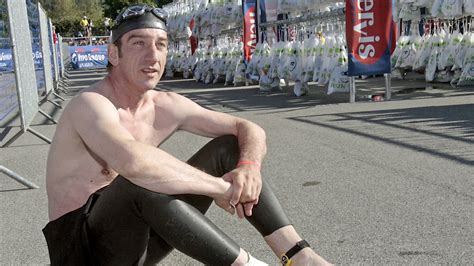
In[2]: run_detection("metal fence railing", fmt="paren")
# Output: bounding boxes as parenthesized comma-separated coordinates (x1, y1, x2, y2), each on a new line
(1, 0, 66, 189)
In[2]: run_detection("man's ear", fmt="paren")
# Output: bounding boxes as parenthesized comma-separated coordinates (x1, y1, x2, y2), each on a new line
(108, 43, 119, 66)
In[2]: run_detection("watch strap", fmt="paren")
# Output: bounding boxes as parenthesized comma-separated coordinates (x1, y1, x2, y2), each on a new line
(281, 240, 310, 265)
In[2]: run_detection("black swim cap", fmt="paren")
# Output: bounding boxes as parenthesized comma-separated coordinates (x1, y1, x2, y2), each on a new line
(111, 4, 167, 43)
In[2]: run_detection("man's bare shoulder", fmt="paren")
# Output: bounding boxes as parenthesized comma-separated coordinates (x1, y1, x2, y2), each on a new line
(67, 84, 115, 114)
(148, 90, 196, 108)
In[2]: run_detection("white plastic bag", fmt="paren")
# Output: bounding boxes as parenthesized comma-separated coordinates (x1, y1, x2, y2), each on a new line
(426, 35, 441, 82)
(328, 65, 350, 95)
(456, 46, 474, 85)
(293, 81, 309, 97)
(413, 34, 433, 71)
(464, 0, 474, 15)
(441, 0, 463, 17)
(312, 36, 326, 82)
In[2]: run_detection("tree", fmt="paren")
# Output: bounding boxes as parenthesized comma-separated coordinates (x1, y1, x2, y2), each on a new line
(103, 0, 173, 20)
(48, 0, 81, 36)
(103, 0, 156, 19)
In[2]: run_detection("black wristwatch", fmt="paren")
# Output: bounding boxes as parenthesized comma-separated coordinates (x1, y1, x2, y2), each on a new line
(281, 240, 310, 265)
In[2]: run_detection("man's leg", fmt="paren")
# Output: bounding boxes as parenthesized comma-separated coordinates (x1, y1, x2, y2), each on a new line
(176, 135, 330, 265)
(86, 176, 241, 265)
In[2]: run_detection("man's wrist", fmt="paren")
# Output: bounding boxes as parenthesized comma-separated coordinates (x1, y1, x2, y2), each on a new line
(236, 160, 261, 170)
(209, 178, 231, 198)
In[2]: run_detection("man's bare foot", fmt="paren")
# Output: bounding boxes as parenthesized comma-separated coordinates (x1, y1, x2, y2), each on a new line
(290, 248, 333, 266)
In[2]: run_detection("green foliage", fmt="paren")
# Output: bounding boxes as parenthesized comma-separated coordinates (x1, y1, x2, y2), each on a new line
(104, 0, 154, 19)
(39, 0, 173, 37)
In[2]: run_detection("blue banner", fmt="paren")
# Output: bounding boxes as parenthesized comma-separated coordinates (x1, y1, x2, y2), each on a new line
(0, 48, 43, 72)
(0, 72, 18, 123)
(69, 45, 108, 69)
(0, 49, 14, 72)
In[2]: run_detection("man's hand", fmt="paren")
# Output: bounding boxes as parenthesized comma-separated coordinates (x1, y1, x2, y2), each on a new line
(222, 164, 262, 218)
(213, 180, 237, 215)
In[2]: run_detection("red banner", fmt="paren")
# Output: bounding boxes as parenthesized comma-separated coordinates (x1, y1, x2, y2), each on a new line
(346, 0, 393, 76)
(243, 0, 257, 63)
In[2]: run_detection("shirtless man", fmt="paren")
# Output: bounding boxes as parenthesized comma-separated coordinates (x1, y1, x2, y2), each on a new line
(43, 4, 331, 266)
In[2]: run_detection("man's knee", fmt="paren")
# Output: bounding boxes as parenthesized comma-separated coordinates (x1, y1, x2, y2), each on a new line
(208, 135, 239, 155)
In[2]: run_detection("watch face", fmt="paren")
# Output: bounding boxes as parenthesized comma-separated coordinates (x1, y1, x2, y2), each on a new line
(281, 255, 290, 265)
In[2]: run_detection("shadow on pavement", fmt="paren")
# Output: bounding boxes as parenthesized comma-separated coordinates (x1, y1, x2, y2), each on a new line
(288, 104, 474, 166)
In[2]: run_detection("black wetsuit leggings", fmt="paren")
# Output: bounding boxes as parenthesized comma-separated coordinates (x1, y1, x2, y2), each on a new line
(86, 135, 291, 265)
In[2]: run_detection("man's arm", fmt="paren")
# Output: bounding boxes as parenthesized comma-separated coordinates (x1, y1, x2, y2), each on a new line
(67, 92, 235, 211)
(170, 93, 267, 216)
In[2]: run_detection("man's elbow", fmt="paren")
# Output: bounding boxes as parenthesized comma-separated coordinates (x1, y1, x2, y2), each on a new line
(114, 151, 145, 178)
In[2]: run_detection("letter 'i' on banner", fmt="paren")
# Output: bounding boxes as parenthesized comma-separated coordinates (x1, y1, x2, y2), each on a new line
(346, 0, 394, 76)
(243, 0, 258, 64)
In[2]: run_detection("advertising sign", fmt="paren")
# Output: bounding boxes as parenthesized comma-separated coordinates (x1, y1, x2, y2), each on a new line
(346, 0, 393, 76)
(69, 45, 108, 69)
(243, 0, 258, 63)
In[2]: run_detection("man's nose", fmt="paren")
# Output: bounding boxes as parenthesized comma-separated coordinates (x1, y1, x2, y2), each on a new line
(146, 45, 161, 62)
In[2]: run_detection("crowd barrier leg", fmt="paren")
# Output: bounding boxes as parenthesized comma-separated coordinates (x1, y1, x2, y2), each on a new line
(1, 130, 23, 148)
(1, 126, 52, 148)
(27, 128, 52, 144)
(47, 98, 62, 109)
(38, 109, 58, 124)
(0, 165, 39, 189)
(52, 91, 66, 101)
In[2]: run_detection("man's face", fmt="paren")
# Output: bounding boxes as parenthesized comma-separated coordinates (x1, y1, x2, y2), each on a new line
(111, 28, 168, 91)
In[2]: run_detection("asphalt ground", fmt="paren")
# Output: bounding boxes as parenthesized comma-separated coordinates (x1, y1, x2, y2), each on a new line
(1, 69, 473, 265)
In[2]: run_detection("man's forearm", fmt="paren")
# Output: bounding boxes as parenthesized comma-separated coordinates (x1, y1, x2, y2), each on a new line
(235, 119, 267, 164)
(116, 141, 230, 198)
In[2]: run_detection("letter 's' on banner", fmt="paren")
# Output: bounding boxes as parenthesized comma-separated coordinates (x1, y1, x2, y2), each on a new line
(346, 0, 394, 76)
(243, 0, 258, 64)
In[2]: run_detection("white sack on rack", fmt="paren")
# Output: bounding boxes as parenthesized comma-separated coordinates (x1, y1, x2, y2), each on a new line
(426, 35, 442, 82)
(318, 35, 337, 85)
(395, 36, 412, 69)
(465, 0, 474, 15)
(233, 59, 246, 86)
(278, 0, 299, 13)
(391, 36, 405, 69)
(413, 0, 434, 8)
(278, 41, 291, 80)
(328, 64, 350, 95)
(430, 0, 444, 17)
(399, 4, 421, 21)
(438, 30, 458, 70)
(268, 41, 283, 79)
(441, 0, 463, 18)
(312, 36, 326, 82)
(413, 34, 433, 71)
(289, 41, 304, 81)
(257, 42, 271, 77)
(457, 46, 474, 86)
(246, 42, 261, 78)
(453, 32, 471, 70)
(303, 35, 319, 83)
(293, 81, 309, 97)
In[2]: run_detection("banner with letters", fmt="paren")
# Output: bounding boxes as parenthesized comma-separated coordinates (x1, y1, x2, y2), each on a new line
(0, 47, 43, 72)
(243, 0, 258, 64)
(69, 45, 108, 69)
(346, 0, 393, 76)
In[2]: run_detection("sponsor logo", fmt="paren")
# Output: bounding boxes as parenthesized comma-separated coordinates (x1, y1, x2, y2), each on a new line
(244, 6, 257, 62)
(347, 0, 391, 64)
(0, 52, 12, 61)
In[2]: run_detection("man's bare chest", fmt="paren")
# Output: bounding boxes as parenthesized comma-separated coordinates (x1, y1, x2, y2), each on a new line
(119, 115, 176, 147)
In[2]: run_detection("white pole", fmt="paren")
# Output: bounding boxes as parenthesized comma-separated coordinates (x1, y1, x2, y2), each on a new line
(384, 73, 391, 100)
(349, 77, 356, 103)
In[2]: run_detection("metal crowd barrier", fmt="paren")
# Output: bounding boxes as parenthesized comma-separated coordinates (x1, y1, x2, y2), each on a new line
(1, 0, 66, 189)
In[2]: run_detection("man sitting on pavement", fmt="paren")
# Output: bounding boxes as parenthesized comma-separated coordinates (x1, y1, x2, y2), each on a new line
(43, 4, 332, 266)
